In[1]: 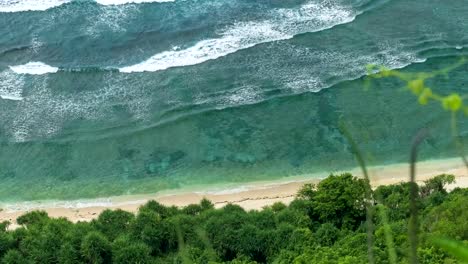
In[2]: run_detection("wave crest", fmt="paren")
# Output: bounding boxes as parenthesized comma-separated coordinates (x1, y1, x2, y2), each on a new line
(119, 1, 358, 73)
(9, 62, 59, 75)
(0, 0, 70, 12)
(0, 0, 174, 12)
(95, 0, 174, 5)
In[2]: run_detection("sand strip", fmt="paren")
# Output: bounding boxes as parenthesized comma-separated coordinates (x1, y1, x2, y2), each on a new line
(1, 158, 467, 229)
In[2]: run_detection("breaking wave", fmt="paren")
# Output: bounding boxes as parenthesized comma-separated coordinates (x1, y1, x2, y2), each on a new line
(119, 1, 359, 73)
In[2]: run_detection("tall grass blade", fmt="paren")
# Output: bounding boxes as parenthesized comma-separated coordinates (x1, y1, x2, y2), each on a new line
(450, 112, 468, 170)
(408, 128, 429, 264)
(339, 122, 375, 264)
(432, 237, 468, 263)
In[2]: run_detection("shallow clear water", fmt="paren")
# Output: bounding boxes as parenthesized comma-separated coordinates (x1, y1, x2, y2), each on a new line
(0, 0, 467, 201)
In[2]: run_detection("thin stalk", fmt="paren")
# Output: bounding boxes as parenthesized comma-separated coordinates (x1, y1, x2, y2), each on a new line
(376, 204, 398, 263)
(450, 112, 468, 170)
(175, 223, 191, 264)
(339, 122, 375, 264)
(408, 129, 428, 264)
(194, 228, 218, 262)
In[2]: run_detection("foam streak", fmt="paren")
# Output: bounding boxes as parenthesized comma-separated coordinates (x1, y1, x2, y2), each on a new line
(0, 0, 70, 12)
(9, 62, 59, 75)
(0, 0, 174, 12)
(120, 2, 357, 73)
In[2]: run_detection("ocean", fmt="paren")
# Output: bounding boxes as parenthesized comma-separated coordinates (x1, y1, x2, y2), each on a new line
(0, 0, 467, 201)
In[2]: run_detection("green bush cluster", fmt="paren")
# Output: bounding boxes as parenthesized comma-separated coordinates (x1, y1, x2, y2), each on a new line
(0, 173, 466, 264)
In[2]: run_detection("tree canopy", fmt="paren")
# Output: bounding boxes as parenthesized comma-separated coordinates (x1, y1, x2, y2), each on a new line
(0, 173, 466, 264)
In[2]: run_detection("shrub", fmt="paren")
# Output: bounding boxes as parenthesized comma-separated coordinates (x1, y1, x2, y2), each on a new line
(16, 211, 49, 227)
(1, 249, 29, 264)
(81, 232, 112, 264)
(94, 209, 134, 241)
(112, 238, 151, 264)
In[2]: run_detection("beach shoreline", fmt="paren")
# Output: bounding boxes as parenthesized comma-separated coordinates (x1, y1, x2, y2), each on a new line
(1, 157, 467, 229)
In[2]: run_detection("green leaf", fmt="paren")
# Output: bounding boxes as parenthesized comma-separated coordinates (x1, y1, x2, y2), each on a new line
(408, 79, 425, 95)
(442, 94, 463, 112)
(432, 237, 468, 263)
(418, 88, 433, 105)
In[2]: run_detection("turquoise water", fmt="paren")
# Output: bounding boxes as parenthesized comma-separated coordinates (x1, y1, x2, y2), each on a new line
(0, 0, 467, 201)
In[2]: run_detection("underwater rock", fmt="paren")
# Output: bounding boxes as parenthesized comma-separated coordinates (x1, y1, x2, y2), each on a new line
(143, 149, 187, 176)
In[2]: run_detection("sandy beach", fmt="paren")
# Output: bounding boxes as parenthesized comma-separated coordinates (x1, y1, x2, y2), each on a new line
(1, 157, 467, 229)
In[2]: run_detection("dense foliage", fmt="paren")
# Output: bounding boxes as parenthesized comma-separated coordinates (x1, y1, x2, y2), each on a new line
(1, 173, 466, 264)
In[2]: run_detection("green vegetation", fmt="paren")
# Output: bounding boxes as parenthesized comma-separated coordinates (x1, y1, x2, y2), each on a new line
(1, 62, 467, 263)
(0, 174, 467, 263)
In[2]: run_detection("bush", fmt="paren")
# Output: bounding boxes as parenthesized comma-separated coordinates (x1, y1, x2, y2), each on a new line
(81, 232, 112, 264)
(315, 223, 340, 247)
(270, 202, 287, 212)
(58, 243, 81, 264)
(374, 182, 412, 221)
(1, 250, 28, 264)
(16, 211, 49, 227)
(298, 173, 367, 229)
(0, 233, 13, 261)
(138, 201, 177, 219)
(420, 174, 455, 197)
(130, 211, 177, 256)
(112, 238, 151, 264)
(94, 209, 134, 241)
(423, 191, 468, 240)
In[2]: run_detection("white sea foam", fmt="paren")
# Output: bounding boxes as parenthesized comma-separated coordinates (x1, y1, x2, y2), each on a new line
(195, 186, 254, 195)
(95, 0, 174, 5)
(119, 1, 357, 73)
(9, 62, 59, 75)
(197, 85, 263, 110)
(193, 183, 282, 195)
(198, 187, 251, 195)
(0, 197, 154, 212)
(0, 94, 23, 101)
(0, 199, 113, 212)
(30, 36, 44, 53)
(85, 4, 135, 35)
(120, 22, 289, 73)
(0, 70, 153, 142)
(0, 71, 25, 101)
(0, 0, 70, 12)
(0, 0, 173, 12)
